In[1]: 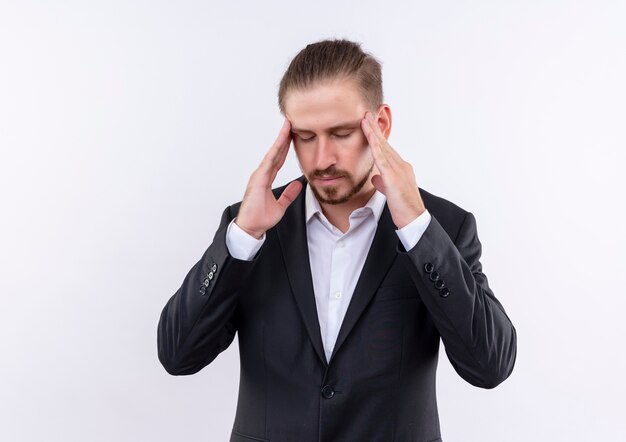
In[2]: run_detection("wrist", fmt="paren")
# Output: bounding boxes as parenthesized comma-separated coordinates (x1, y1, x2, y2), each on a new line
(396, 207, 427, 230)
(234, 218, 265, 240)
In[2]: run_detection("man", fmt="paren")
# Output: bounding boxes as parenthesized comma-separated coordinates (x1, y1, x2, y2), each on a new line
(158, 39, 517, 442)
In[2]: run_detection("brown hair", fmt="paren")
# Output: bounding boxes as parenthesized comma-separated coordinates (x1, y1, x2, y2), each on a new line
(277, 39, 383, 114)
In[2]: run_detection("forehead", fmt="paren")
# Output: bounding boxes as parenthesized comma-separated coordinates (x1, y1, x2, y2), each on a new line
(284, 78, 367, 131)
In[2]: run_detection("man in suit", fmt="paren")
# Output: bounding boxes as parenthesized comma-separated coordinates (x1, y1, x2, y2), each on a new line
(157, 39, 517, 442)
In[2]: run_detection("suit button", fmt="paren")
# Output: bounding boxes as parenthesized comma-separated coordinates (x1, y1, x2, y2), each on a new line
(211, 264, 218, 273)
(203, 278, 210, 287)
(199, 286, 206, 296)
(208, 271, 214, 280)
(434, 279, 445, 289)
(424, 262, 434, 273)
(440, 287, 450, 298)
(321, 385, 335, 399)
(429, 271, 440, 282)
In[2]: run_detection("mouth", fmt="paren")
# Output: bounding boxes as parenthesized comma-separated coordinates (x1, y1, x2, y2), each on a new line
(316, 176, 343, 184)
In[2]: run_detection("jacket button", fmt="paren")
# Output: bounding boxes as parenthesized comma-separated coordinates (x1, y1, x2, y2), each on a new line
(321, 385, 335, 399)
(424, 262, 434, 273)
(434, 279, 445, 289)
(429, 271, 440, 282)
(211, 264, 217, 273)
(439, 287, 450, 298)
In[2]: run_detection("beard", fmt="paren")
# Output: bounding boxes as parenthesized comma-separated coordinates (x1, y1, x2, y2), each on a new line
(307, 162, 374, 205)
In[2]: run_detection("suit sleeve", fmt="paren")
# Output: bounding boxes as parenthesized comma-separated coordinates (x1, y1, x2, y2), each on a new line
(157, 204, 260, 375)
(401, 211, 517, 389)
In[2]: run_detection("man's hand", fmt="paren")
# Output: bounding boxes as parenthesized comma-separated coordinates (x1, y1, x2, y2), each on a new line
(361, 111, 427, 229)
(235, 118, 303, 239)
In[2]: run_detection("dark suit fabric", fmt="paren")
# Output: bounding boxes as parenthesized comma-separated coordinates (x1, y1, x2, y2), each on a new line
(157, 176, 517, 442)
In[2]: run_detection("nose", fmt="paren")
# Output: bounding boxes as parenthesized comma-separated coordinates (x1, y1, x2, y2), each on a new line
(314, 136, 338, 171)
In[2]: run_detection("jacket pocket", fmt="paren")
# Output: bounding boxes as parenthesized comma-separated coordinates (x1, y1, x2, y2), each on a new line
(231, 429, 269, 442)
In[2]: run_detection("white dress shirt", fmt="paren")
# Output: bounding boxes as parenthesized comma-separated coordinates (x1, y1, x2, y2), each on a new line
(225, 184, 432, 362)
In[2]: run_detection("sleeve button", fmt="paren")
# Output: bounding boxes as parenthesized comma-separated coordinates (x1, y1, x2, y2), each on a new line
(429, 271, 440, 282)
(424, 262, 434, 273)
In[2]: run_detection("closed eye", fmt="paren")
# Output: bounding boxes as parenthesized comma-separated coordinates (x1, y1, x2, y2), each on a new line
(334, 132, 353, 138)
(298, 132, 353, 143)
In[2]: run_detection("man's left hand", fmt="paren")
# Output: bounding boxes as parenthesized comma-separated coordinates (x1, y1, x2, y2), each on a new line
(361, 111, 427, 229)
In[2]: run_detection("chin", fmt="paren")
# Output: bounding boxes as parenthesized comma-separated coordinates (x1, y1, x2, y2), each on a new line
(311, 181, 360, 205)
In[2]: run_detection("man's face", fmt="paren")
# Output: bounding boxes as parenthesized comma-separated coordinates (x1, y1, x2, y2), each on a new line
(284, 78, 377, 205)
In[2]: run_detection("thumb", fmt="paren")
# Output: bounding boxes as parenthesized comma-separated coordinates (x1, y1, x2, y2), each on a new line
(371, 174, 386, 195)
(276, 180, 303, 212)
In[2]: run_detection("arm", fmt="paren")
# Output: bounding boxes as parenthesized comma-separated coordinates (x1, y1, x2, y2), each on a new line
(360, 110, 516, 388)
(157, 118, 301, 375)
(157, 204, 260, 375)
(402, 211, 517, 389)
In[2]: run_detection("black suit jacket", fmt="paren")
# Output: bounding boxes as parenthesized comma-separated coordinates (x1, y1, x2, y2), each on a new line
(157, 176, 517, 442)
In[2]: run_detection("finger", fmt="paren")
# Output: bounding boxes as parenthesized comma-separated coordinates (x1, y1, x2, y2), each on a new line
(380, 138, 403, 164)
(273, 122, 293, 170)
(261, 118, 291, 164)
(361, 116, 394, 172)
(258, 119, 292, 175)
(254, 137, 292, 190)
(272, 117, 292, 150)
(248, 125, 291, 192)
(363, 112, 403, 164)
(276, 180, 303, 211)
(268, 133, 292, 183)
(269, 120, 294, 180)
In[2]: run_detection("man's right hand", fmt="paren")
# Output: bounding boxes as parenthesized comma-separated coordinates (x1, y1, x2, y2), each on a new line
(234, 118, 303, 239)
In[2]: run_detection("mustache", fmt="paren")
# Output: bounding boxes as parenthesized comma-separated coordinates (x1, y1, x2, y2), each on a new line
(311, 166, 349, 178)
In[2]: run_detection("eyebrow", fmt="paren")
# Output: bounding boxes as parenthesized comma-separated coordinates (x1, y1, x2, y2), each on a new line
(291, 119, 362, 134)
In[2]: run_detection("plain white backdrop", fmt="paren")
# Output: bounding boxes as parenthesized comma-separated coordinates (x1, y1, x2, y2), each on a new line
(1, 1, 625, 441)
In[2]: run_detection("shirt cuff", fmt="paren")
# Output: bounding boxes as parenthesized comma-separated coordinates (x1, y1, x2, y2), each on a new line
(225, 218, 266, 261)
(395, 209, 432, 251)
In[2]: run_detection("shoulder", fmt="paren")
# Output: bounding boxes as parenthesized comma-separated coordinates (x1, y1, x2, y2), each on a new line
(418, 186, 472, 241)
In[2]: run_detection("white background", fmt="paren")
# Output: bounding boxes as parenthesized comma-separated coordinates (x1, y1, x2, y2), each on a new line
(1, 1, 625, 441)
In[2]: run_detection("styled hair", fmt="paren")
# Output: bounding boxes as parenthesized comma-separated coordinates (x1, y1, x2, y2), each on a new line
(277, 39, 383, 114)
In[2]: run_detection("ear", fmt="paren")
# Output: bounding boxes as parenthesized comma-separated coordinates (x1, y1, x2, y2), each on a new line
(375, 105, 392, 140)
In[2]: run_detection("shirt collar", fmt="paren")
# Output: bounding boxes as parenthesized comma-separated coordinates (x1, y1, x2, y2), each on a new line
(304, 180, 387, 225)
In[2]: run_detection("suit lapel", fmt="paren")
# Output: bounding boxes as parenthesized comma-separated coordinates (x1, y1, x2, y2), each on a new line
(276, 176, 399, 368)
(276, 177, 328, 368)
(328, 202, 398, 365)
